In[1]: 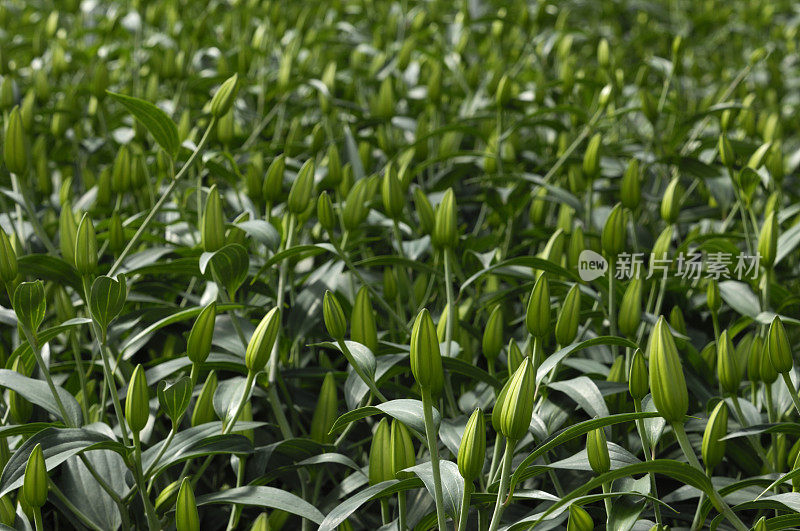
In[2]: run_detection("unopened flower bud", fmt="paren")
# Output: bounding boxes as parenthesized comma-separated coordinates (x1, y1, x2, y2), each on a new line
(648, 317, 688, 423)
(3, 106, 28, 176)
(432, 188, 458, 248)
(342, 178, 372, 231)
(187, 303, 216, 365)
(621, 159, 641, 210)
(410, 309, 444, 398)
(701, 400, 728, 471)
(210, 73, 240, 119)
(368, 418, 393, 485)
(618, 277, 642, 338)
(497, 357, 535, 440)
(390, 420, 415, 478)
(245, 307, 281, 373)
(582, 133, 601, 180)
(629, 349, 649, 400)
(323, 290, 347, 341)
(660, 178, 682, 225)
(191, 371, 218, 426)
(717, 330, 740, 394)
(200, 185, 225, 252)
(351, 286, 377, 353)
(413, 188, 435, 235)
(381, 163, 404, 219)
(125, 364, 150, 433)
(602, 203, 627, 257)
(310, 372, 337, 444)
(587, 427, 610, 474)
(718, 134, 734, 169)
(482, 306, 504, 361)
(263, 155, 285, 203)
(758, 211, 778, 269)
(0, 230, 17, 284)
(555, 283, 581, 346)
(458, 408, 486, 481)
(317, 191, 336, 232)
(175, 477, 200, 531)
(567, 505, 593, 531)
(507, 338, 523, 374)
(74, 213, 98, 276)
(768, 315, 793, 374)
(287, 160, 315, 215)
(22, 444, 47, 508)
(525, 274, 550, 339)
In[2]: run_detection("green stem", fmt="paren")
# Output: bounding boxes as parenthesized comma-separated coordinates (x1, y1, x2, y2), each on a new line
(729, 393, 771, 470)
(488, 438, 517, 531)
(337, 339, 387, 402)
(487, 434, 503, 484)
(608, 260, 617, 359)
(19, 327, 72, 427)
(398, 490, 407, 530)
(457, 481, 472, 531)
(380, 498, 390, 525)
(633, 400, 662, 525)
(133, 432, 160, 530)
(48, 478, 108, 531)
(421, 389, 447, 531)
(107, 117, 217, 277)
(601, 482, 612, 524)
(443, 249, 455, 360)
(781, 372, 800, 417)
(223, 371, 255, 435)
(33, 507, 43, 531)
(672, 422, 748, 531)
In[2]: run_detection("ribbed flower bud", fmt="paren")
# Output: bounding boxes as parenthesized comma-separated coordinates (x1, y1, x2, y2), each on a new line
(525, 274, 550, 339)
(381, 164, 404, 219)
(458, 408, 486, 481)
(507, 338, 523, 374)
(351, 286, 377, 353)
(555, 283, 581, 346)
(410, 309, 444, 397)
(582, 133, 601, 180)
(482, 306, 504, 361)
(210, 73, 240, 119)
(125, 364, 150, 433)
(74, 213, 98, 276)
(201, 185, 225, 252)
(618, 277, 642, 338)
(263, 154, 285, 203)
(660, 177, 682, 225)
(287, 160, 315, 215)
(718, 134, 734, 169)
(175, 477, 200, 531)
(368, 418, 393, 485)
(567, 505, 593, 531)
(707, 280, 721, 313)
(497, 357, 535, 440)
(432, 188, 458, 248)
(629, 349, 649, 400)
(413, 188, 435, 235)
(323, 290, 347, 341)
(187, 303, 216, 365)
(317, 191, 336, 232)
(587, 427, 610, 474)
(758, 335, 778, 384)
(59, 204, 78, 266)
(22, 444, 47, 508)
(390, 420, 415, 478)
(758, 211, 778, 269)
(342, 178, 372, 231)
(717, 330, 740, 394)
(602, 203, 627, 257)
(620, 159, 641, 210)
(3, 106, 28, 176)
(747, 336, 763, 383)
(191, 371, 218, 426)
(9, 357, 32, 423)
(310, 372, 337, 444)
(768, 315, 793, 374)
(701, 400, 728, 471)
(648, 317, 688, 423)
(0, 230, 17, 284)
(245, 307, 281, 373)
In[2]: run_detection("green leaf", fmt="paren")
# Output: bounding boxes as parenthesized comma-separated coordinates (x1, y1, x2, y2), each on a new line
(719, 280, 761, 318)
(0, 369, 83, 426)
(329, 399, 440, 436)
(199, 243, 249, 296)
(196, 486, 324, 524)
(0, 428, 125, 498)
(58, 451, 129, 531)
(107, 91, 180, 157)
(235, 220, 280, 250)
(408, 460, 464, 519)
(16, 255, 82, 292)
(89, 274, 127, 331)
(547, 376, 610, 419)
(537, 336, 639, 384)
(318, 479, 406, 531)
(461, 256, 581, 292)
(157, 376, 192, 425)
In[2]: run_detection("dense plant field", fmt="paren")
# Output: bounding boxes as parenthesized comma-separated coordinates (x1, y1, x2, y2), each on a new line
(3, 0, 800, 529)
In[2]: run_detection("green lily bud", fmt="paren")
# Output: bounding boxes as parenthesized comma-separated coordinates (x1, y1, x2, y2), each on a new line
(525, 274, 550, 339)
(20, 91, 35, 132)
(0, 230, 17, 284)
(210, 73, 240, 119)
(768, 315, 793, 374)
(582, 133, 601, 180)
(747, 336, 763, 383)
(390, 420, 415, 478)
(620, 159, 641, 210)
(3, 106, 28, 175)
(13, 280, 46, 336)
(74, 213, 98, 276)
(606, 356, 626, 412)
(568, 225, 585, 270)
(9, 357, 32, 423)
(287, 160, 315, 215)
(310, 372, 337, 444)
(792, 452, 800, 492)
(410, 309, 444, 398)
(263, 154, 285, 203)
(618, 277, 642, 337)
(250, 513, 270, 531)
(374, 77, 394, 119)
(155, 479, 181, 514)
(323, 290, 347, 341)
(717, 330, 740, 394)
(482, 306, 504, 361)
(59, 203, 78, 265)
(538, 228, 565, 264)
(22, 444, 47, 508)
(555, 284, 581, 346)
(432, 188, 458, 248)
(187, 303, 216, 365)
(587, 427, 610, 474)
(598, 84, 613, 108)
(245, 307, 281, 373)
(351, 286, 378, 353)
(766, 144, 784, 182)
(108, 212, 125, 255)
(529, 186, 548, 225)
(651, 225, 673, 261)
(497, 357, 535, 440)
(602, 203, 627, 257)
(734, 334, 752, 384)
(707, 280, 721, 313)
(648, 316, 688, 423)
(111, 145, 131, 193)
(759, 335, 778, 384)
(125, 364, 150, 433)
(176, 477, 200, 531)
(597, 38, 610, 68)
(191, 371, 218, 426)
(701, 400, 728, 471)
(325, 145, 342, 187)
(567, 505, 593, 531)
(383, 268, 398, 301)
(381, 164, 404, 219)
(413, 187, 435, 235)
(458, 408, 486, 481)
(368, 418, 393, 485)
(718, 134, 734, 169)
(758, 211, 778, 269)
(317, 191, 336, 232)
(507, 338, 523, 374)
(660, 177, 682, 225)
(629, 349, 649, 400)
(342, 178, 372, 231)
(201, 185, 225, 252)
